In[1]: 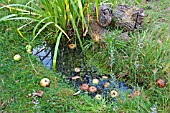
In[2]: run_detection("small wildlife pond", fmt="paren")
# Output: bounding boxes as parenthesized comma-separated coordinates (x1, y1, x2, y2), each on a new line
(32, 42, 141, 104)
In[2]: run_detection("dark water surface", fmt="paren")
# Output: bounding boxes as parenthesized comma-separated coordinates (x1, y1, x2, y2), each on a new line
(33, 43, 134, 103)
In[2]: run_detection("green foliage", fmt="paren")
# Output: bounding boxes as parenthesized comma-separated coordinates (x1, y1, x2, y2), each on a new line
(0, 0, 91, 70)
(0, 0, 170, 112)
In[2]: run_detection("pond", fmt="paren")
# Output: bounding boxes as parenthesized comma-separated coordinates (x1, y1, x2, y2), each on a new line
(32, 42, 135, 103)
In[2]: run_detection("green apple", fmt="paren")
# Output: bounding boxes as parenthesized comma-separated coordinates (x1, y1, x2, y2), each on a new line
(26, 44, 32, 50)
(13, 54, 21, 61)
(94, 94, 102, 100)
(92, 78, 99, 84)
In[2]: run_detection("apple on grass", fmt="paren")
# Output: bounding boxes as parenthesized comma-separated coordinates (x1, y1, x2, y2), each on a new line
(27, 49, 33, 54)
(26, 44, 32, 50)
(94, 94, 102, 100)
(40, 78, 50, 87)
(13, 54, 21, 61)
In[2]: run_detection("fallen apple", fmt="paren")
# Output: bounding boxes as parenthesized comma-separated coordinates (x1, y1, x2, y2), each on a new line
(80, 84, 89, 91)
(74, 67, 81, 73)
(133, 90, 141, 96)
(89, 86, 97, 93)
(92, 78, 99, 84)
(40, 78, 50, 87)
(103, 82, 110, 88)
(110, 90, 118, 98)
(102, 76, 108, 80)
(26, 49, 33, 54)
(94, 94, 102, 100)
(26, 44, 32, 50)
(13, 54, 21, 61)
(156, 79, 166, 88)
(68, 44, 76, 49)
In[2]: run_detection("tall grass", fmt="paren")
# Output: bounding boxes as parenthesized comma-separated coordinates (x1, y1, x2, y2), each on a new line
(0, 0, 94, 71)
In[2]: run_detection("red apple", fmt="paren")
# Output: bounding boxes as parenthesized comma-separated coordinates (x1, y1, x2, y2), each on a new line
(40, 78, 50, 87)
(103, 82, 110, 88)
(156, 79, 166, 88)
(80, 84, 89, 91)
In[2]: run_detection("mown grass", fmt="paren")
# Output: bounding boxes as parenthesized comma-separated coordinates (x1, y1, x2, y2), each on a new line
(0, 0, 170, 112)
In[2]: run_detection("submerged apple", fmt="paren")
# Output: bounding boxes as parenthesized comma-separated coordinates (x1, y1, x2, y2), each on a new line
(40, 78, 50, 87)
(13, 54, 21, 61)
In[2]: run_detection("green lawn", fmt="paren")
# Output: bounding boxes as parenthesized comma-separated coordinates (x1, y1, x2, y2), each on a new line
(0, 0, 170, 112)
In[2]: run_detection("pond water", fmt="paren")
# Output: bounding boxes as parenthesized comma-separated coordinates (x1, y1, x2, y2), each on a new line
(33, 45, 52, 69)
(33, 43, 134, 103)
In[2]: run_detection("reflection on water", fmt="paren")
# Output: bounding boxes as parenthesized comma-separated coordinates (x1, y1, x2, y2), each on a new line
(33, 44, 53, 69)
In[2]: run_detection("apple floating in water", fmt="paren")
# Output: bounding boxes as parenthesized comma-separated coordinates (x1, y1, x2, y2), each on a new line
(13, 54, 21, 61)
(40, 78, 50, 87)
(110, 90, 118, 98)
(74, 67, 81, 73)
(80, 84, 89, 91)
(103, 82, 110, 88)
(89, 86, 97, 93)
(92, 78, 99, 84)
(102, 76, 108, 80)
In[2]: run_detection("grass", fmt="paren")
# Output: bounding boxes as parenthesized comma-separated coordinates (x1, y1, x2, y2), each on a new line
(0, 0, 170, 112)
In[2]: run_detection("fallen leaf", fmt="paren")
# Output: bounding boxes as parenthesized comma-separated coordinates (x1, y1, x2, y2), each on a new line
(72, 76, 80, 80)
(36, 90, 44, 97)
(73, 90, 81, 96)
